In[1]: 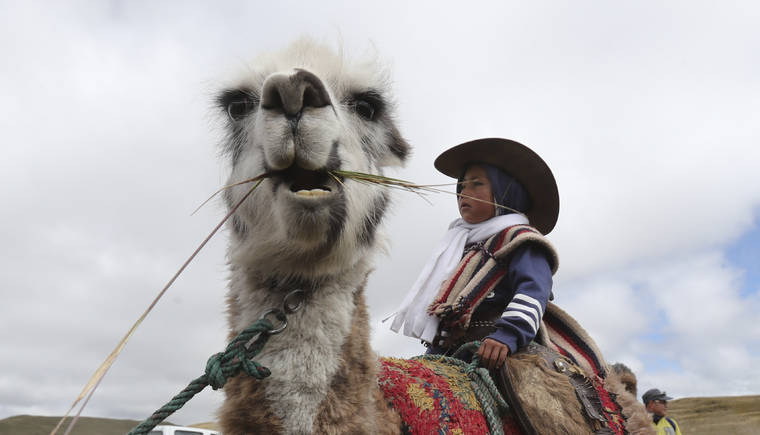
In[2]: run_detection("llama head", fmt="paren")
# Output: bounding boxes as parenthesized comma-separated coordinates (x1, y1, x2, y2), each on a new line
(217, 39, 410, 281)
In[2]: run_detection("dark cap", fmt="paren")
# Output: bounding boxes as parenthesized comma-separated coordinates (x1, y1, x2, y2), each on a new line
(642, 388, 673, 404)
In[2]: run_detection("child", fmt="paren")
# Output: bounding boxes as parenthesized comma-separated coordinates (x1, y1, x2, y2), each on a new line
(390, 138, 559, 370)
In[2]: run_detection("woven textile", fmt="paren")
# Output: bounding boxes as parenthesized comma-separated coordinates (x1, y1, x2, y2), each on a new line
(428, 225, 558, 329)
(538, 302, 628, 434)
(379, 356, 522, 435)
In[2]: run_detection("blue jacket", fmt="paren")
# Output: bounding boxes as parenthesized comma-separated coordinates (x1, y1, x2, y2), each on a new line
(427, 238, 554, 355)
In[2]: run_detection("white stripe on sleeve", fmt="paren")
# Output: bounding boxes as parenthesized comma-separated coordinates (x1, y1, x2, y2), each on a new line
(513, 293, 544, 317)
(502, 310, 538, 333)
(506, 301, 540, 324)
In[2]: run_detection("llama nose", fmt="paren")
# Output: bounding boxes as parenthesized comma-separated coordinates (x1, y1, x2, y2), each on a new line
(261, 69, 332, 118)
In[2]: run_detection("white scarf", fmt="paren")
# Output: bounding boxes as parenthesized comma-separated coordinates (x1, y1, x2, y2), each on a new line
(388, 213, 529, 343)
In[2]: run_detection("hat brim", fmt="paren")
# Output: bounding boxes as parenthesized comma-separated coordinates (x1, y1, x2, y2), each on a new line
(434, 138, 559, 234)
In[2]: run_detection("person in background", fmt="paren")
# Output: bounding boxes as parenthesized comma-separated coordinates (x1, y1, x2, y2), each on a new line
(642, 388, 683, 435)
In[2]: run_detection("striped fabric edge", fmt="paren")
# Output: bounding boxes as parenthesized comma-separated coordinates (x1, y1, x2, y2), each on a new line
(485, 227, 510, 253)
(428, 224, 559, 328)
(453, 266, 506, 327)
(493, 225, 559, 274)
(428, 249, 480, 315)
(451, 225, 545, 318)
(542, 302, 609, 377)
(542, 319, 596, 376)
(534, 305, 629, 434)
(447, 227, 511, 314)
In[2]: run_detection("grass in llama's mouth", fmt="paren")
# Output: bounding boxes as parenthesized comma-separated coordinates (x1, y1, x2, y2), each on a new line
(276, 165, 337, 197)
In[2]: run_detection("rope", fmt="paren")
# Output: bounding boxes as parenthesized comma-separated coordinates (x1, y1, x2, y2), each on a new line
(415, 341, 509, 435)
(126, 318, 275, 435)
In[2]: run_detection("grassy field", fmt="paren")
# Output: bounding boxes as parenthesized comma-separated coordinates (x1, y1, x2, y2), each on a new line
(667, 395, 760, 435)
(3, 395, 758, 434)
(0, 415, 154, 435)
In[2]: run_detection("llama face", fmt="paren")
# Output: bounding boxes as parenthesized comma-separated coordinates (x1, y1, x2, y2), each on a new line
(217, 39, 409, 278)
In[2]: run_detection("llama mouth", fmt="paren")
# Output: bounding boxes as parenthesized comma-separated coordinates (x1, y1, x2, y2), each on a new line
(275, 165, 339, 198)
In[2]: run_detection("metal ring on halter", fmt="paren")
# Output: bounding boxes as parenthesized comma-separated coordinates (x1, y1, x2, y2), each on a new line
(261, 308, 288, 334)
(282, 289, 306, 314)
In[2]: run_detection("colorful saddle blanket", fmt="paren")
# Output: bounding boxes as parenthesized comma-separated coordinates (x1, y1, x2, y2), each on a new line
(378, 356, 522, 435)
(379, 302, 628, 435)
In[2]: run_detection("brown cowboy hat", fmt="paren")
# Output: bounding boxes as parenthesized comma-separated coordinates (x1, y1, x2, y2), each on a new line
(434, 137, 559, 234)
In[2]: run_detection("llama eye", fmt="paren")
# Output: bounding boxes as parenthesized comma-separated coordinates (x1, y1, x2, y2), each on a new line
(354, 99, 376, 120)
(348, 90, 384, 121)
(227, 98, 257, 121)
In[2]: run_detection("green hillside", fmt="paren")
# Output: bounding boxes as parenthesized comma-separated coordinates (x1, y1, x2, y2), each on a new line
(3, 395, 759, 434)
(667, 395, 760, 435)
(0, 415, 175, 435)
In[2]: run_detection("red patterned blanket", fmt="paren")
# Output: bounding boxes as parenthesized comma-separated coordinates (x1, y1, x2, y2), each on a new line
(379, 303, 629, 435)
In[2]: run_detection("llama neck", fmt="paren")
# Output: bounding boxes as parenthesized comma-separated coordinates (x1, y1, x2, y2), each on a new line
(223, 257, 379, 434)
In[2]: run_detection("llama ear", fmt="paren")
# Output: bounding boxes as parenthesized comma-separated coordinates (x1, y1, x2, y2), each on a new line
(381, 125, 411, 167)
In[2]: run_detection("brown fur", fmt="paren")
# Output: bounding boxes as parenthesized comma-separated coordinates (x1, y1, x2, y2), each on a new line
(611, 362, 638, 397)
(217, 284, 283, 433)
(219, 298, 651, 435)
(218, 374, 284, 434)
(313, 286, 401, 434)
(218, 284, 401, 435)
(506, 352, 594, 435)
(605, 369, 655, 435)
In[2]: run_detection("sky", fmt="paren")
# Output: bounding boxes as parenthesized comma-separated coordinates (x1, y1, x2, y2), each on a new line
(1, 0, 759, 427)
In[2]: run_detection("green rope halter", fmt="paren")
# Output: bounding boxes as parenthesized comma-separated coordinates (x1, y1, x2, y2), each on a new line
(127, 310, 508, 435)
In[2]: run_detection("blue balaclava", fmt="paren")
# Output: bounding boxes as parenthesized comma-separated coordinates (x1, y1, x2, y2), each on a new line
(458, 163, 532, 216)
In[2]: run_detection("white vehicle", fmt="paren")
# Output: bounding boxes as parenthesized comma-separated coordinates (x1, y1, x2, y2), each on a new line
(148, 424, 220, 435)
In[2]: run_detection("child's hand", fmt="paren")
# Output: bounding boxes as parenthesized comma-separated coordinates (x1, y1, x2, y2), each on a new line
(477, 338, 510, 370)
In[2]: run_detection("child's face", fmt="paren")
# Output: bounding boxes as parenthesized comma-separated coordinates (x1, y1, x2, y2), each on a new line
(458, 165, 495, 224)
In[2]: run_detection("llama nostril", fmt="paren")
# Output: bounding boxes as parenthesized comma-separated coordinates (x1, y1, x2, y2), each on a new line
(261, 69, 332, 117)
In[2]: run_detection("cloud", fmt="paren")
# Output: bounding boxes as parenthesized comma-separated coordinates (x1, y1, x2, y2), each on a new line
(1, 0, 760, 427)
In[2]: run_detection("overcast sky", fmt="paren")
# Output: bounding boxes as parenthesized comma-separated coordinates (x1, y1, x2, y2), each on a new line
(2, 0, 759, 427)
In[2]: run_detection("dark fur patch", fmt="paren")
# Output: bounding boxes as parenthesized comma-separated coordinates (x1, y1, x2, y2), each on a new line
(217, 124, 248, 167)
(231, 215, 247, 238)
(224, 188, 234, 210)
(387, 125, 410, 162)
(262, 274, 324, 293)
(359, 134, 381, 165)
(216, 88, 260, 111)
(270, 175, 283, 194)
(346, 89, 386, 120)
(229, 129, 247, 167)
(300, 193, 348, 263)
(217, 88, 260, 166)
(326, 140, 341, 171)
(357, 191, 389, 247)
(320, 194, 348, 253)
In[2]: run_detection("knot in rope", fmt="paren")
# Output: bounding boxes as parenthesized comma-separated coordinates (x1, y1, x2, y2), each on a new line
(204, 319, 273, 390)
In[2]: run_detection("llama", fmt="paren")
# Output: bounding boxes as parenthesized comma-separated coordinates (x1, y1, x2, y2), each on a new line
(216, 38, 406, 434)
(215, 39, 652, 434)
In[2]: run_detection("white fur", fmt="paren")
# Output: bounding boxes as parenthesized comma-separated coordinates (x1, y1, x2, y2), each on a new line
(219, 38, 408, 434)
(227, 260, 369, 434)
